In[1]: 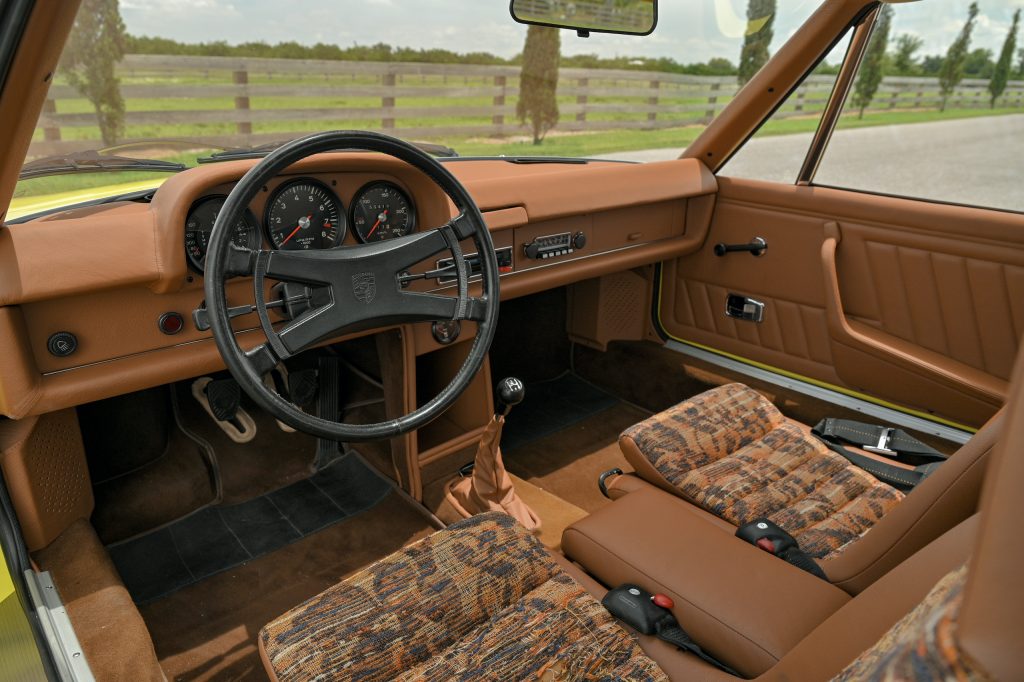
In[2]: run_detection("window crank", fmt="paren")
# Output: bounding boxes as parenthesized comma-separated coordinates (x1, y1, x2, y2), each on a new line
(713, 237, 767, 257)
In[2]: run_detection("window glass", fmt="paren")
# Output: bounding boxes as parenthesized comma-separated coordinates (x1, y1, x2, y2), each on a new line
(13, 1, 823, 218)
(814, 1, 1024, 212)
(719, 32, 852, 182)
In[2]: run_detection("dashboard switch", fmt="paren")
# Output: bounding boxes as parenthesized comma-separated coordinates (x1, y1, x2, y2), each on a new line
(159, 312, 185, 335)
(573, 232, 587, 250)
(47, 332, 78, 357)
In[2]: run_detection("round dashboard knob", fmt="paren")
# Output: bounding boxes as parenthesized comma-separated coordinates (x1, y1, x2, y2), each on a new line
(47, 331, 78, 357)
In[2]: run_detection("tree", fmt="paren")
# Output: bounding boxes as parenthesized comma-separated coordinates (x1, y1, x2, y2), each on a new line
(938, 2, 980, 112)
(963, 47, 995, 78)
(989, 9, 1021, 107)
(892, 33, 924, 75)
(737, 0, 776, 84)
(851, 5, 893, 118)
(1017, 47, 1024, 77)
(60, 0, 127, 146)
(516, 26, 560, 145)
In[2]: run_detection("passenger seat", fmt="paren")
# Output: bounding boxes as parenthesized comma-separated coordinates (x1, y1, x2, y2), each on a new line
(609, 382, 1001, 592)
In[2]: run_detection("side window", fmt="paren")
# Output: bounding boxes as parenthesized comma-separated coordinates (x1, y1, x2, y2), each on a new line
(814, 1, 1023, 212)
(719, 33, 852, 182)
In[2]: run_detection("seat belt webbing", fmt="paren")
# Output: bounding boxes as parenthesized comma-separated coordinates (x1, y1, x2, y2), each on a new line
(812, 418, 947, 465)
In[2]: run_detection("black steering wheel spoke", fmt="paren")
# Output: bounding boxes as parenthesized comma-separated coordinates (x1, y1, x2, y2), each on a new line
(245, 342, 281, 377)
(203, 130, 500, 442)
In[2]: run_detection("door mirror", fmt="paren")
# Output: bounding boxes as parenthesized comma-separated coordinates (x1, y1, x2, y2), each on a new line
(510, 0, 657, 36)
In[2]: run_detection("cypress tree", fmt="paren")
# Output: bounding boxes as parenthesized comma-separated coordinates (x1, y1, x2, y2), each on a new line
(851, 5, 893, 118)
(60, 0, 127, 146)
(516, 26, 561, 145)
(938, 2, 980, 112)
(737, 0, 777, 84)
(988, 9, 1020, 107)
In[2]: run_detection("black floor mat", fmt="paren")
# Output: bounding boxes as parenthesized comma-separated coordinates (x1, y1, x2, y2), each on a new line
(108, 453, 391, 604)
(502, 372, 619, 452)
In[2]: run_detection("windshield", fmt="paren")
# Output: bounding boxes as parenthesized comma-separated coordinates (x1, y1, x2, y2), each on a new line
(14, 0, 825, 216)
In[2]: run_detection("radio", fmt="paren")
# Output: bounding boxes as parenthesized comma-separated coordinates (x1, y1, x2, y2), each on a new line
(523, 231, 586, 260)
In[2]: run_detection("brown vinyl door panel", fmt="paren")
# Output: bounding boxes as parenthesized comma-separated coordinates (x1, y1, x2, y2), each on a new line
(659, 177, 1024, 428)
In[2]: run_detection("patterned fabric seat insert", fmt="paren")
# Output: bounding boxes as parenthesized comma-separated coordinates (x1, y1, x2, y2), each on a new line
(259, 512, 668, 682)
(619, 383, 905, 561)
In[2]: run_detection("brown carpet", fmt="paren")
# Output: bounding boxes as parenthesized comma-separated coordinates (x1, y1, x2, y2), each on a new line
(140, 493, 433, 681)
(505, 402, 645, 513)
(175, 381, 318, 505)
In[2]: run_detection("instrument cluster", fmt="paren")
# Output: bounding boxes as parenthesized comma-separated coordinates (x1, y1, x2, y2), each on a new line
(184, 177, 417, 273)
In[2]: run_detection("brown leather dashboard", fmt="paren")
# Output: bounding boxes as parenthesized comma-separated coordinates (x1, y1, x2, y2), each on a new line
(0, 155, 716, 418)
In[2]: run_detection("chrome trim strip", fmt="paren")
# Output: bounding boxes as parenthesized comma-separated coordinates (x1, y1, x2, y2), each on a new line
(665, 339, 973, 445)
(24, 570, 94, 681)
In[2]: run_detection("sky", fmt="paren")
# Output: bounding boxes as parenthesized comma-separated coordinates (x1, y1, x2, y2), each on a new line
(119, 1, 1024, 65)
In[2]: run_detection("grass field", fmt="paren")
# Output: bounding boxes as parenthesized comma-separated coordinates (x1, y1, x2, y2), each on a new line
(14, 104, 1021, 210)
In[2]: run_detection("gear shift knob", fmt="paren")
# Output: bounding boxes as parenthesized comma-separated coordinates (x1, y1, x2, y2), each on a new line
(496, 377, 525, 416)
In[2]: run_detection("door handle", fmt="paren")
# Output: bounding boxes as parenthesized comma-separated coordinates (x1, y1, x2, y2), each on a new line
(726, 294, 765, 323)
(714, 237, 767, 257)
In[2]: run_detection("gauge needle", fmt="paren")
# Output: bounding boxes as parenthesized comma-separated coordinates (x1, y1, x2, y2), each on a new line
(280, 215, 312, 246)
(365, 210, 388, 239)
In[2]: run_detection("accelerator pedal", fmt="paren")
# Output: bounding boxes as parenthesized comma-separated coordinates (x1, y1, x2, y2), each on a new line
(314, 356, 344, 471)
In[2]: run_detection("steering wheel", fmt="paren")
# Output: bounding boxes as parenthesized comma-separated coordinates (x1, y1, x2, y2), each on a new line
(203, 131, 499, 442)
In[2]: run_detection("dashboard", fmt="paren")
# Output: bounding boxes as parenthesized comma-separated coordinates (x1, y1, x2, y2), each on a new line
(0, 153, 718, 419)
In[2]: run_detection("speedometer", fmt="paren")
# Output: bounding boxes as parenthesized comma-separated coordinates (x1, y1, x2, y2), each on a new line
(265, 178, 346, 250)
(351, 181, 416, 243)
(184, 195, 261, 273)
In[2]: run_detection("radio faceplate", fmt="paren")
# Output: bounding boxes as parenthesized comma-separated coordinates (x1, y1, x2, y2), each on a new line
(524, 231, 586, 260)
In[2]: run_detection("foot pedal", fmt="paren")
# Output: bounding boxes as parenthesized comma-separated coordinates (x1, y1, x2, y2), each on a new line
(263, 366, 297, 433)
(314, 356, 343, 470)
(289, 369, 319, 408)
(192, 377, 257, 443)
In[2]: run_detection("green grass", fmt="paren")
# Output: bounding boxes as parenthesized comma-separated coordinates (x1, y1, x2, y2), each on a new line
(14, 105, 1021, 202)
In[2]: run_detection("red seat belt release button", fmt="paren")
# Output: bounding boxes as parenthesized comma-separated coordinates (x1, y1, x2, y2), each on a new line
(756, 537, 777, 553)
(652, 593, 674, 610)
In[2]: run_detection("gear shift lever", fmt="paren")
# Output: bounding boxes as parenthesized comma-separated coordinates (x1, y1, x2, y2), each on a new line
(445, 376, 541, 532)
(496, 377, 525, 417)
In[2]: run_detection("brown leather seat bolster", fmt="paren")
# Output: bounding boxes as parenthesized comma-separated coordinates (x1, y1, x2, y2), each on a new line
(562, 486, 850, 678)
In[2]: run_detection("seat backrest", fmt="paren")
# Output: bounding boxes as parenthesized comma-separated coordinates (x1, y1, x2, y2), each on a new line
(765, 347, 1024, 681)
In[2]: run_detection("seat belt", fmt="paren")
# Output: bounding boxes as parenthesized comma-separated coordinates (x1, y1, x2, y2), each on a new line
(811, 418, 947, 491)
(812, 418, 947, 465)
(735, 519, 828, 580)
(603, 584, 738, 677)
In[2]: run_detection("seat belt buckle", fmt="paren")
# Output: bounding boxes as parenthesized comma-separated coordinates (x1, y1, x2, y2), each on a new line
(735, 519, 798, 556)
(602, 584, 673, 636)
(864, 427, 897, 456)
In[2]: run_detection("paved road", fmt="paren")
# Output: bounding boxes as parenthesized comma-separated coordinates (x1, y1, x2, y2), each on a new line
(595, 114, 1024, 212)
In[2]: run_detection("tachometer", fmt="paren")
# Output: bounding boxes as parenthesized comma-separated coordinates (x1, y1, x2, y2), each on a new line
(351, 181, 416, 243)
(265, 178, 346, 250)
(184, 195, 261, 273)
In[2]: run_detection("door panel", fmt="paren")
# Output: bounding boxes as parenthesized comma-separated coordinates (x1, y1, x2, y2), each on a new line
(659, 177, 1024, 428)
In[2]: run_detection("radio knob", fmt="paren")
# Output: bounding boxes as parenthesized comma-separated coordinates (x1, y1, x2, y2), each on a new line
(573, 232, 586, 250)
(524, 242, 541, 259)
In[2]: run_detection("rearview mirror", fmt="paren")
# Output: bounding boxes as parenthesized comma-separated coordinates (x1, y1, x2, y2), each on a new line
(510, 0, 657, 37)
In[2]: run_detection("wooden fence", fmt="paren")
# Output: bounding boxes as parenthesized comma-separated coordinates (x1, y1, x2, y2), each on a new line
(30, 54, 1024, 158)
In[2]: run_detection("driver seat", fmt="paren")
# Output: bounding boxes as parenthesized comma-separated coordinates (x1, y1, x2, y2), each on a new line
(259, 356, 1024, 681)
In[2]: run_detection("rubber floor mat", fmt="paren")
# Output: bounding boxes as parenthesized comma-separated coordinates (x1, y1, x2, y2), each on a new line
(109, 453, 391, 604)
(502, 373, 619, 452)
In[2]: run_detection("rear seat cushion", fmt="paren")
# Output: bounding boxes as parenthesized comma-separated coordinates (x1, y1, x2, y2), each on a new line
(619, 383, 904, 561)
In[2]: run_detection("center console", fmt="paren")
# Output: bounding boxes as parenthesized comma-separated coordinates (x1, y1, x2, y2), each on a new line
(561, 486, 852, 678)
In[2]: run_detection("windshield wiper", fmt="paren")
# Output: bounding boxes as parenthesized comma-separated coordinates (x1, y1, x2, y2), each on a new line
(197, 138, 459, 163)
(19, 149, 187, 180)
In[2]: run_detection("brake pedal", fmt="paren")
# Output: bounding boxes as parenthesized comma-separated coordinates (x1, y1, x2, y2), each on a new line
(263, 366, 297, 433)
(191, 377, 257, 443)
